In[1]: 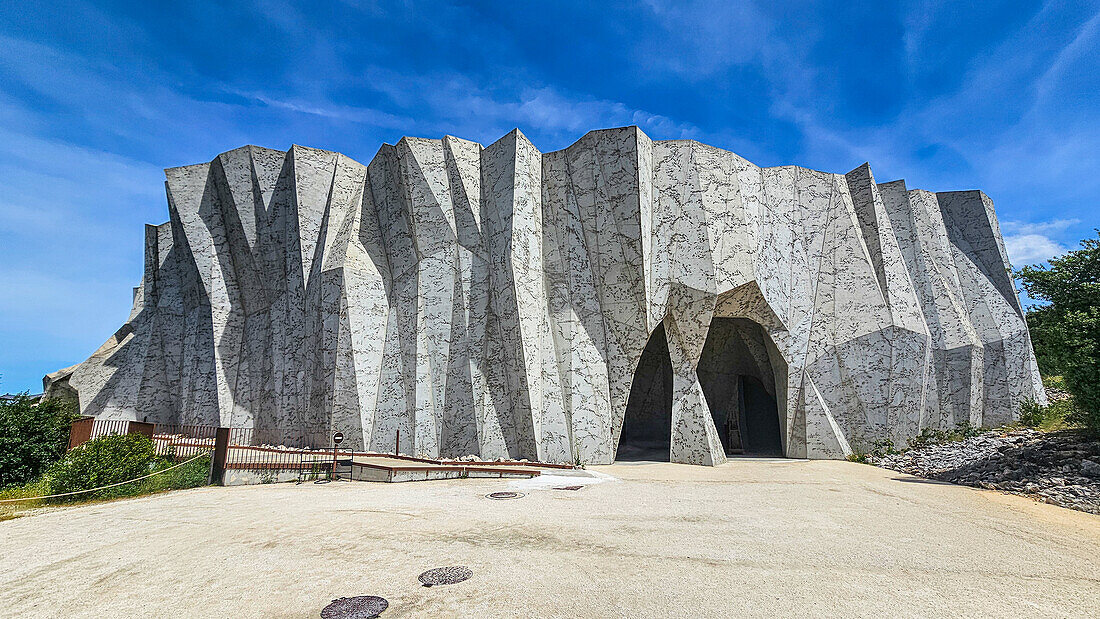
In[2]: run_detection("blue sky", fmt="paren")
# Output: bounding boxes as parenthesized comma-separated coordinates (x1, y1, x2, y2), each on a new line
(1, 0, 1098, 393)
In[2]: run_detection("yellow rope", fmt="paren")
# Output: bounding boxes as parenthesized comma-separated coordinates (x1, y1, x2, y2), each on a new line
(0, 453, 208, 503)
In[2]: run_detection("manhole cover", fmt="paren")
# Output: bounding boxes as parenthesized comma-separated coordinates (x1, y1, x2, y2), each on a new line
(418, 565, 473, 587)
(320, 596, 388, 618)
(485, 491, 523, 500)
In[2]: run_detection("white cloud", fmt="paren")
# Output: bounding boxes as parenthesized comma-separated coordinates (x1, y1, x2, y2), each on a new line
(512, 87, 701, 140)
(1000, 218, 1080, 236)
(1001, 219, 1078, 266)
(1004, 233, 1067, 267)
(1003, 218, 1078, 264)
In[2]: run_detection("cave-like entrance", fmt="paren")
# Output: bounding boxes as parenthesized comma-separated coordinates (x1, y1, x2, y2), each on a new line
(617, 323, 673, 461)
(697, 317, 784, 457)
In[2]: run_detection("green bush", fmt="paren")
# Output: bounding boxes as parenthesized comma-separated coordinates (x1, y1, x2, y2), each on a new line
(1018, 399, 1047, 427)
(1018, 389, 1079, 431)
(1018, 231, 1100, 436)
(1, 433, 211, 517)
(46, 433, 157, 501)
(0, 394, 80, 489)
(133, 454, 212, 495)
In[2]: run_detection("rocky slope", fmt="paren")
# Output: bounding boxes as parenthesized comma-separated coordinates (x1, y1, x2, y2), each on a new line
(875, 429, 1100, 514)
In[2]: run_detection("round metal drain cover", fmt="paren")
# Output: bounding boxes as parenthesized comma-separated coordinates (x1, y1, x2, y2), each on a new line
(485, 491, 523, 500)
(321, 596, 388, 618)
(418, 565, 473, 587)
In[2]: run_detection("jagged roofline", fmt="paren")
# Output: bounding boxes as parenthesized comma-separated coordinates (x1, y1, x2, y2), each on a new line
(161, 126, 969, 197)
(155, 127, 1010, 316)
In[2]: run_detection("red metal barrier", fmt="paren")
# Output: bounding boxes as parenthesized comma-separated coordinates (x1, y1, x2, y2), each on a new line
(67, 417, 94, 450)
(128, 421, 155, 440)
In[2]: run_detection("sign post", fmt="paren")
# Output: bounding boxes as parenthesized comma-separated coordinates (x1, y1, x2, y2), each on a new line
(331, 431, 344, 480)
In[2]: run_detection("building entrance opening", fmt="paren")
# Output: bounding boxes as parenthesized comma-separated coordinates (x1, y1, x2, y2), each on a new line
(697, 318, 784, 457)
(618, 323, 673, 461)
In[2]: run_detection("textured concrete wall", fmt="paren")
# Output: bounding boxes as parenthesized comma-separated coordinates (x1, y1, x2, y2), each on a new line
(46, 127, 1046, 464)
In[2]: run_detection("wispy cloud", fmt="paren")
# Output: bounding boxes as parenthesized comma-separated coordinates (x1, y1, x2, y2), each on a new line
(355, 67, 704, 147)
(230, 69, 705, 153)
(635, 0, 774, 80)
(1001, 218, 1079, 266)
(1034, 8, 1100, 102)
(0, 126, 165, 270)
(230, 90, 415, 130)
(1001, 218, 1081, 236)
(512, 87, 702, 142)
(760, 0, 1100, 254)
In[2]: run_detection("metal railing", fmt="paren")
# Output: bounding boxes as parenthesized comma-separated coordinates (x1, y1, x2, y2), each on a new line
(223, 427, 347, 477)
(69, 420, 344, 473)
(151, 424, 219, 460)
(66, 420, 573, 486)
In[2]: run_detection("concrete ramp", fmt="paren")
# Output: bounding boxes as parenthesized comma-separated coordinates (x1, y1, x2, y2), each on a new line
(349, 455, 574, 483)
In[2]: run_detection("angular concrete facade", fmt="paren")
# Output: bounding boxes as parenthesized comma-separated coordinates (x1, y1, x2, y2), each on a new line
(46, 127, 1045, 464)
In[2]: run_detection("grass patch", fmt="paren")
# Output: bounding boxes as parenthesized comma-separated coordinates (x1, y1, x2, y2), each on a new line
(907, 422, 984, 449)
(847, 438, 902, 463)
(0, 478, 50, 520)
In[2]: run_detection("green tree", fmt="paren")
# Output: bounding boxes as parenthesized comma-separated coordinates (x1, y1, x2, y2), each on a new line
(1018, 231, 1100, 435)
(0, 394, 80, 488)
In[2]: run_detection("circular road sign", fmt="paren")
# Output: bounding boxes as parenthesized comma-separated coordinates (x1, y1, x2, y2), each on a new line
(333, 431, 344, 445)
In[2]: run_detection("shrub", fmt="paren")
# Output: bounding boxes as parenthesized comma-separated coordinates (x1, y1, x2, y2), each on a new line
(1018, 231, 1100, 436)
(1018, 399, 1047, 428)
(0, 394, 80, 489)
(956, 421, 983, 440)
(136, 455, 212, 495)
(1017, 387, 1079, 431)
(45, 434, 157, 501)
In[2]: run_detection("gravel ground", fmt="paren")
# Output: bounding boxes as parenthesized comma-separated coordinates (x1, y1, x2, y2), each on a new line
(875, 429, 1100, 514)
(1, 459, 1098, 618)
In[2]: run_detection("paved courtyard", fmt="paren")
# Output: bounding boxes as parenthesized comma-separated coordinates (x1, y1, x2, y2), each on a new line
(1, 459, 1098, 618)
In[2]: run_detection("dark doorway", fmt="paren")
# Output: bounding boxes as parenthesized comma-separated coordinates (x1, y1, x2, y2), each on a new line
(618, 323, 673, 461)
(738, 375, 783, 456)
(698, 318, 784, 457)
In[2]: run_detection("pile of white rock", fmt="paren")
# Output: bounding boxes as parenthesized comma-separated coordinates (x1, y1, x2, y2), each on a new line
(875, 429, 1100, 514)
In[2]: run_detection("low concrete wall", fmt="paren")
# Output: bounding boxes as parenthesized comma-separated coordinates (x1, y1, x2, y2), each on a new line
(222, 469, 303, 486)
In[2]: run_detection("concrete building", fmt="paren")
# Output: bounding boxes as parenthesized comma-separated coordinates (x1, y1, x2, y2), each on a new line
(45, 127, 1045, 464)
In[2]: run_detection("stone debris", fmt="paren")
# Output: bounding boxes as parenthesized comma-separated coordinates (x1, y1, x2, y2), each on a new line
(875, 430, 1100, 514)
